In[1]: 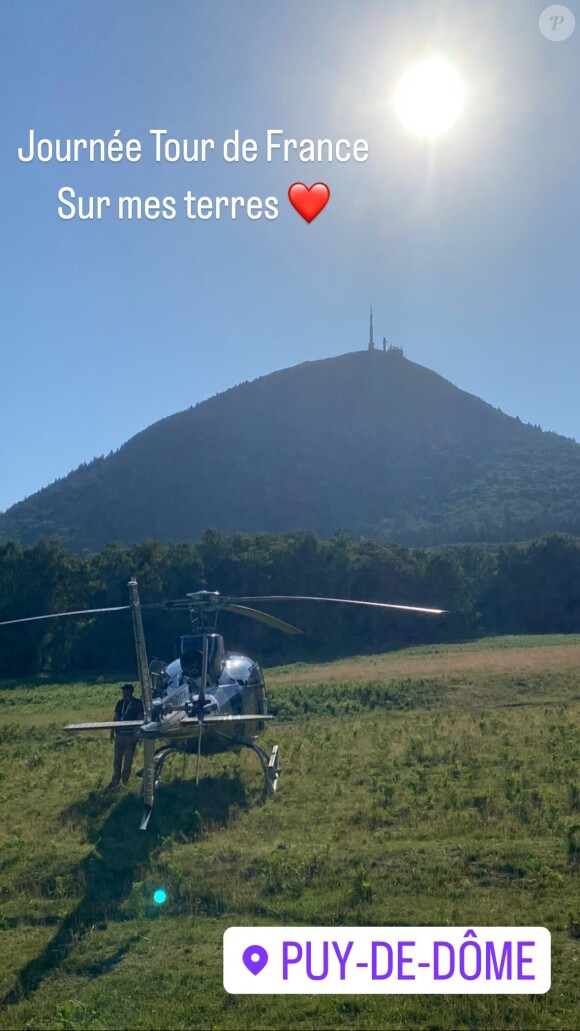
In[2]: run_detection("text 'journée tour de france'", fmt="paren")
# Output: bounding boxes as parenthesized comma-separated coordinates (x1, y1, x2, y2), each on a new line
(17, 129, 370, 222)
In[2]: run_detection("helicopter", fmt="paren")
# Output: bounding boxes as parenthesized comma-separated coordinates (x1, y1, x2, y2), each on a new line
(0, 579, 445, 830)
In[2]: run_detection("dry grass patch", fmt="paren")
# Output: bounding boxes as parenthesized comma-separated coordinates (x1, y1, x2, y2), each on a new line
(268, 641, 580, 689)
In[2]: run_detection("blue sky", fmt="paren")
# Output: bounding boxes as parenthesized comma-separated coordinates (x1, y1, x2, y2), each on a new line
(1, 0, 579, 513)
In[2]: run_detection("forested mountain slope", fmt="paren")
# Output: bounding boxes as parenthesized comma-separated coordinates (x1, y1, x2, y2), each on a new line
(1, 349, 579, 552)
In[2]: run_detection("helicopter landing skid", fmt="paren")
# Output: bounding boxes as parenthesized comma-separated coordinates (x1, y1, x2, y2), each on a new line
(153, 746, 177, 786)
(136, 746, 178, 788)
(239, 741, 280, 794)
(135, 742, 279, 830)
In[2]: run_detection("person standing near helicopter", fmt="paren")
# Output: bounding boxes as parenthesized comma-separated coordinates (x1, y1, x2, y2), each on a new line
(109, 683, 144, 786)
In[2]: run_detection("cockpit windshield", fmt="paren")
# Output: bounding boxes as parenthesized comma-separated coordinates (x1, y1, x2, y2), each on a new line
(180, 648, 202, 677)
(178, 633, 224, 681)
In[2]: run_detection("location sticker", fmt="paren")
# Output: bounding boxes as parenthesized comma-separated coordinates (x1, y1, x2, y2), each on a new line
(225, 927, 551, 994)
(243, 944, 269, 975)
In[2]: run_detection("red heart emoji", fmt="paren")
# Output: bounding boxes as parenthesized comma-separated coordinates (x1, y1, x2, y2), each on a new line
(288, 182, 330, 223)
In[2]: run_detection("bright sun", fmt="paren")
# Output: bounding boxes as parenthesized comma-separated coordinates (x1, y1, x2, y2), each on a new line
(394, 57, 465, 138)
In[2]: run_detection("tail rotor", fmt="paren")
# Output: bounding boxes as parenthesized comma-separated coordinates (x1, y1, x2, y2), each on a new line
(195, 633, 210, 786)
(139, 737, 156, 831)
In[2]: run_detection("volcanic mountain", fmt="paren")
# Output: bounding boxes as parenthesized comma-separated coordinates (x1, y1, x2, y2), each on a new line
(2, 349, 580, 553)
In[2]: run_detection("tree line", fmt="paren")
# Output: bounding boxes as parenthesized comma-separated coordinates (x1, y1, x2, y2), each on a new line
(0, 530, 579, 677)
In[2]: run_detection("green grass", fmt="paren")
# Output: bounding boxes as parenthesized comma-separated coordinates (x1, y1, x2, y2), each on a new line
(0, 635, 579, 1029)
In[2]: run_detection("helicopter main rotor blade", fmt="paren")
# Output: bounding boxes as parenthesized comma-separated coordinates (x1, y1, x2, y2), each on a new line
(223, 603, 303, 635)
(228, 595, 446, 615)
(0, 605, 132, 628)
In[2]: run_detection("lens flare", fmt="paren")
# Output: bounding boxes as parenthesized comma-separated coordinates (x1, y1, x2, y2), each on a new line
(153, 888, 167, 905)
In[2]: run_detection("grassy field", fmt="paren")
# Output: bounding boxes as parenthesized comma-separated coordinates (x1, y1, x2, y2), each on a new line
(0, 635, 579, 1030)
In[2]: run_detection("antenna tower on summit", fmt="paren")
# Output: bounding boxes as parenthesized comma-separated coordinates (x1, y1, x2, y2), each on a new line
(368, 306, 375, 351)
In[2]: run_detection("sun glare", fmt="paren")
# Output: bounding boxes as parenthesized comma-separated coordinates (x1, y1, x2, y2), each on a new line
(394, 57, 465, 138)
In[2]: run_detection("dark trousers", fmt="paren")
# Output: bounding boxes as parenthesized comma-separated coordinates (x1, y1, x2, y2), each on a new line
(112, 735, 138, 784)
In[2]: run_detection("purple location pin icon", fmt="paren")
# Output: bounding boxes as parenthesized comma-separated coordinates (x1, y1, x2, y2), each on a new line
(243, 944, 268, 975)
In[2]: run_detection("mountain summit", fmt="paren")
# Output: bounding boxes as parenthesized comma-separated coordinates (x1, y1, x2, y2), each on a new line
(2, 349, 580, 552)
